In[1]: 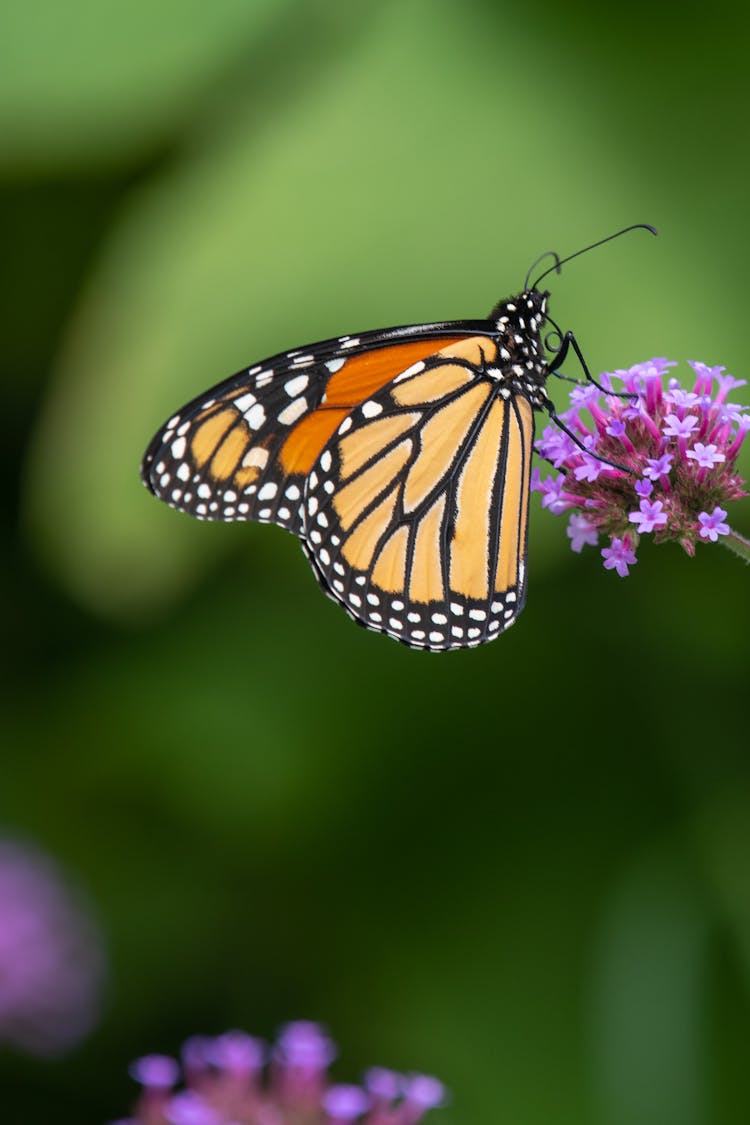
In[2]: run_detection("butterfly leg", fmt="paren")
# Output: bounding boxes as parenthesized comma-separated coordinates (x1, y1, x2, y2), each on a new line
(547, 330, 619, 396)
(542, 398, 631, 474)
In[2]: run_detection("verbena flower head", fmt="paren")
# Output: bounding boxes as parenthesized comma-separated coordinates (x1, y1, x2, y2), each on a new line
(0, 838, 105, 1056)
(116, 1021, 446, 1125)
(532, 359, 749, 575)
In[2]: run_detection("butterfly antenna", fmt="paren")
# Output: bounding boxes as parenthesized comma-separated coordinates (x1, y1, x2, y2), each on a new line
(532, 223, 658, 289)
(524, 250, 561, 291)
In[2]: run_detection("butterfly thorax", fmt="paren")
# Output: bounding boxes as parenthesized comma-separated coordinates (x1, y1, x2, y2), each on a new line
(487, 288, 550, 409)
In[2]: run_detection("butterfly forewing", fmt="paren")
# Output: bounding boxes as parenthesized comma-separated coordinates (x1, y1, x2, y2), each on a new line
(300, 337, 536, 651)
(140, 326, 480, 533)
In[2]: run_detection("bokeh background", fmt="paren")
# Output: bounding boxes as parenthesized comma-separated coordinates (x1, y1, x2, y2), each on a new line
(3, 0, 750, 1122)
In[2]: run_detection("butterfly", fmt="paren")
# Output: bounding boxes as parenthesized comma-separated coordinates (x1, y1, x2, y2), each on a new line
(141, 226, 655, 651)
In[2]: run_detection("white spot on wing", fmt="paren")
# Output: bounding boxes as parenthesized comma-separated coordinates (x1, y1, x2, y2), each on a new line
(242, 447, 269, 470)
(245, 403, 266, 430)
(278, 397, 308, 425)
(393, 361, 426, 384)
(233, 392, 256, 412)
(284, 374, 309, 396)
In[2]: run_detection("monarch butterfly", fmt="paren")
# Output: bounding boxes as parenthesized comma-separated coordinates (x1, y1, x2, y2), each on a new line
(142, 225, 656, 651)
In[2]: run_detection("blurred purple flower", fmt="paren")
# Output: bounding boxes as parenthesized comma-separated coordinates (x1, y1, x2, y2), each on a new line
(532, 358, 750, 572)
(118, 1022, 446, 1125)
(0, 838, 105, 1056)
(566, 513, 599, 553)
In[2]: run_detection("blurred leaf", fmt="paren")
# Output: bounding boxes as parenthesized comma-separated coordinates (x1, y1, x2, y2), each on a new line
(0, 0, 291, 168)
(694, 785, 750, 993)
(588, 843, 712, 1125)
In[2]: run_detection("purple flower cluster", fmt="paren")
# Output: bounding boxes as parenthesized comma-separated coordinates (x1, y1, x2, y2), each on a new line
(532, 359, 749, 575)
(115, 1021, 446, 1125)
(0, 838, 105, 1056)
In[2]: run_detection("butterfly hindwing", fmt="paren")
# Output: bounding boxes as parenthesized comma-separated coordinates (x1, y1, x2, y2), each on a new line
(300, 336, 536, 651)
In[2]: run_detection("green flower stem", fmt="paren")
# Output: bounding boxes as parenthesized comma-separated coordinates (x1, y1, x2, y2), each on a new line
(721, 528, 750, 563)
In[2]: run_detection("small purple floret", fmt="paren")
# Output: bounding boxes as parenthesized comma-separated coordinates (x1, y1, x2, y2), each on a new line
(403, 1075, 446, 1109)
(164, 1092, 221, 1125)
(206, 1030, 265, 1075)
(686, 442, 725, 468)
(130, 1055, 180, 1090)
(601, 538, 637, 577)
(275, 1020, 337, 1069)
(662, 413, 698, 440)
(698, 507, 730, 541)
(628, 499, 668, 534)
(322, 1084, 370, 1120)
(643, 453, 673, 480)
(364, 1067, 402, 1100)
(566, 514, 598, 553)
(573, 454, 603, 483)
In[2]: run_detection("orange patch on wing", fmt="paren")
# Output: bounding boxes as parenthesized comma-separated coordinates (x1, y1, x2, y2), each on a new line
(190, 409, 236, 467)
(392, 362, 473, 406)
(495, 398, 533, 594)
(280, 408, 349, 474)
(333, 439, 412, 532)
(402, 382, 490, 513)
(233, 464, 261, 489)
(371, 525, 409, 594)
(409, 493, 446, 603)
(338, 413, 419, 480)
(340, 487, 398, 570)
(324, 338, 464, 406)
(449, 398, 506, 599)
(210, 425, 249, 480)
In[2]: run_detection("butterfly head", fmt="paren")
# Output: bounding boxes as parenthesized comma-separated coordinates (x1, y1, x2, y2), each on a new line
(489, 288, 550, 370)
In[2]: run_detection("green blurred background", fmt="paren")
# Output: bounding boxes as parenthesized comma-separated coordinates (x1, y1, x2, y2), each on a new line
(3, 0, 750, 1121)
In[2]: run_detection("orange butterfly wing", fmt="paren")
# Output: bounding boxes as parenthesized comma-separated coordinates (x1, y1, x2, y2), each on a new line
(299, 337, 535, 650)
